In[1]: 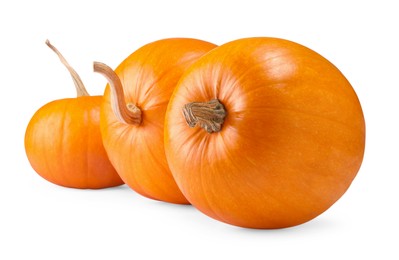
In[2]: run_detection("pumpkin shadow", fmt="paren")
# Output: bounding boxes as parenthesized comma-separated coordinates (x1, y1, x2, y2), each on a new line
(104, 184, 131, 191)
(147, 197, 195, 210)
(230, 216, 338, 234)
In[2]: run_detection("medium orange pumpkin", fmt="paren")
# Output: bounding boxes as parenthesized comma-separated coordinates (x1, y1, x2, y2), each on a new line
(165, 37, 366, 228)
(94, 38, 217, 204)
(25, 40, 123, 189)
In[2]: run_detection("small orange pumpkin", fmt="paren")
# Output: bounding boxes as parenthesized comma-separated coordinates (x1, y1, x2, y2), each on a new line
(25, 40, 123, 189)
(94, 38, 217, 204)
(165, 37, 366, 228)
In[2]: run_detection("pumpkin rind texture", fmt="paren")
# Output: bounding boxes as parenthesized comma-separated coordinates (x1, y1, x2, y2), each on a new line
(25, 96, 123, 189)
(100, 38, 217, 204)
(165, 37, 366, 228)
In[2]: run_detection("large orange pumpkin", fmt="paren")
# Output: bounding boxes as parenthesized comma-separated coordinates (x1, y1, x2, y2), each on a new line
(165, 37, 366, 228)
(25, 40, 123, 189)
(94, 38, 217, 204)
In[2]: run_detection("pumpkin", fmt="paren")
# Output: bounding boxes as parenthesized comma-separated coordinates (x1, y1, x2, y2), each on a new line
(24, 40, 123, 189)
(164, 37, 366, 228)
(94, 38, 217, 204)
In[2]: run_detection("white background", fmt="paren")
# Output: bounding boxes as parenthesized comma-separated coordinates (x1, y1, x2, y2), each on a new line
(1, 0, 398, 259)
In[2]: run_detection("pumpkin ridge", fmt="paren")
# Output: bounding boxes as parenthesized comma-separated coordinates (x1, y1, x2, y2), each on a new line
(84, 103, 90, 188)
(251, 105, 364, 132)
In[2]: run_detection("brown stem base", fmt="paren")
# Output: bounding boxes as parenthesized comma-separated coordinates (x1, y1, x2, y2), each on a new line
(182, 99, 226, 133)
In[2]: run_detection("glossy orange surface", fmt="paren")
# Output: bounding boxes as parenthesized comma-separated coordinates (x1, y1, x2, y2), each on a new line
(100, 38, 217, 204)
(25, 96, 123, 189)
(165, 37, 366, 228)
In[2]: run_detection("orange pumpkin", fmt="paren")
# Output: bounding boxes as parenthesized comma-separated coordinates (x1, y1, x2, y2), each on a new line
(25, 40, 123, 189)
(94, 38, 217, 204)
(165, 37, 366, 228)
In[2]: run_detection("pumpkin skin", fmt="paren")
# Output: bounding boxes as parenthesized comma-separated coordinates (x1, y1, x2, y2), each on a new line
(100, 38, 217, 204)
(165, 37, 366, 228)
(25, 96, 123, 189)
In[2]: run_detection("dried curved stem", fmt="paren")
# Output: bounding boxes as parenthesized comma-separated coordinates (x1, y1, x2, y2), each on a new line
(183, 99, 226, 133)
(45, 39, 89, 97)
(93, 62, 142, 125)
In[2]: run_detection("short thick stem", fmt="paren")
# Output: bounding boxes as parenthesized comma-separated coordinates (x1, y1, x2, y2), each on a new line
(45, 39, 89, 97)
(93, 62, 142, 125)
(182, 99, 227, 133)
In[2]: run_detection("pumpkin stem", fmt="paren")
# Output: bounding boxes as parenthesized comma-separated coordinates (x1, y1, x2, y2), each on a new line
(93, 62, 142, 125)
(182, 99, 227, 133)
(45, 39, 89, 97)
